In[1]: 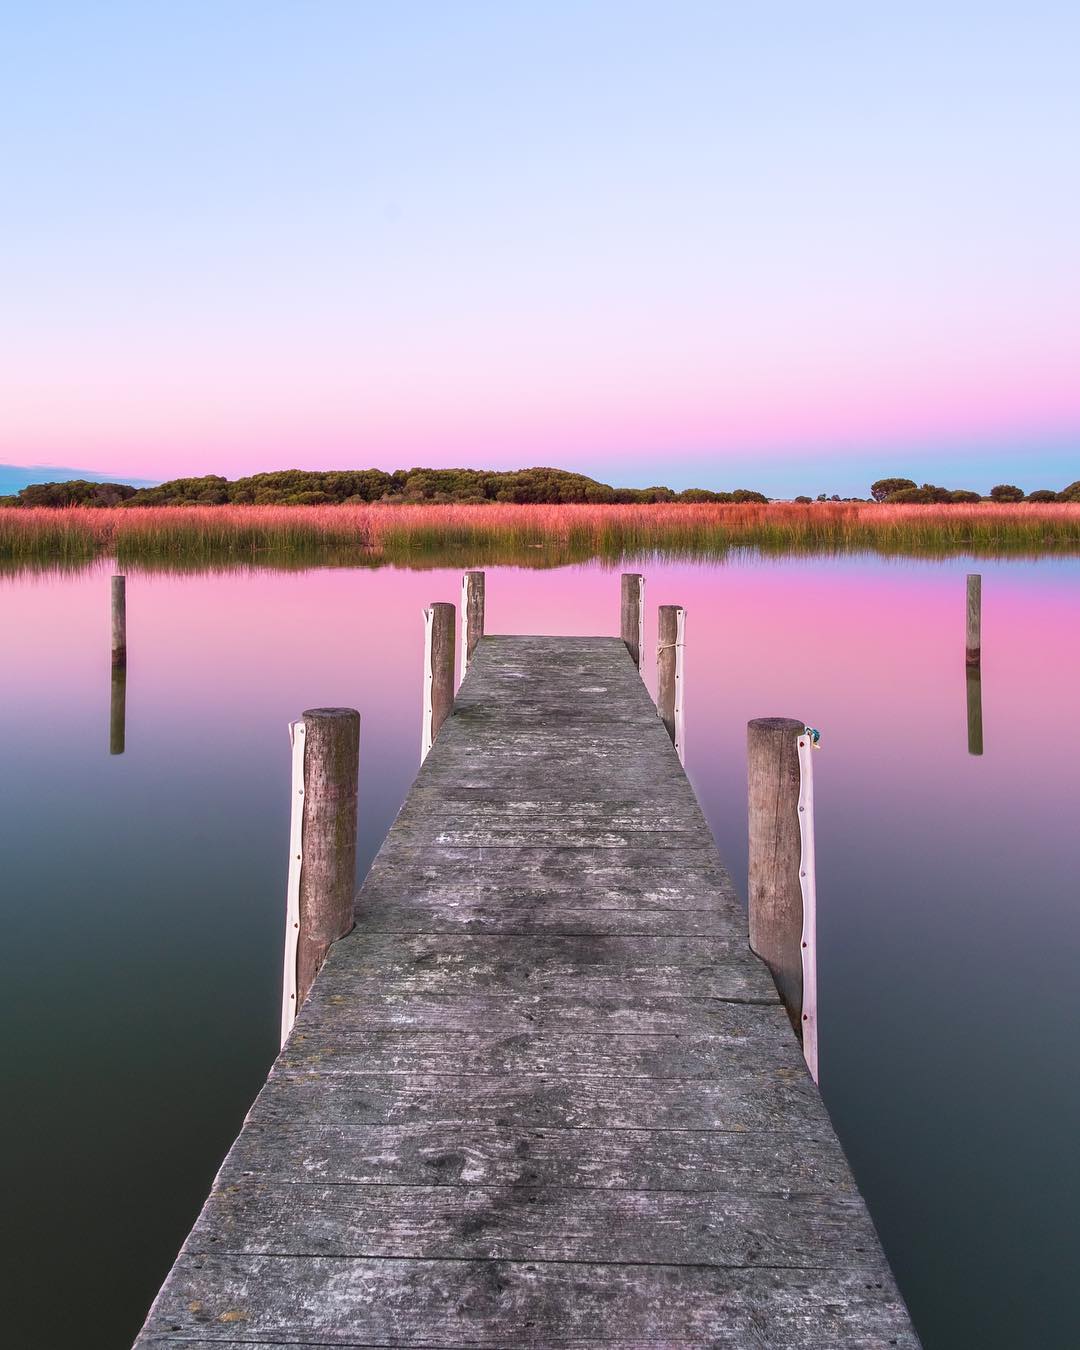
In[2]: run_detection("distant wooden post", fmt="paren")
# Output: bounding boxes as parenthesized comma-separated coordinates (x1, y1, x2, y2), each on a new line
(966, 573, 981, 667)
(620, 573, 644, 671)
(422, 602, 456, 760)
(747, 717, 806, 1036)
(460, 572, 485, 680)
(109, 667, 126, 756)
(966, 667, 984, 756)
(111, 575, 126, 668)
(656, 605, 685, 756)
(282, 707, 360, 1043)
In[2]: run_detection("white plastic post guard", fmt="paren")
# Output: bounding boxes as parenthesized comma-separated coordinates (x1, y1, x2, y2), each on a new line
(637, 575, 645, 674)
(796, 730, 819, 1082)
(280, 718, 306, 1048)
(673, 606, 686, 764)
(421, 606, 435, 762)
(459, 574, 469, 685)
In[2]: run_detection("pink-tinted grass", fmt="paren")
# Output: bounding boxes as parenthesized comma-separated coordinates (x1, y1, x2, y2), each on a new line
(3, 501, 1080, 569)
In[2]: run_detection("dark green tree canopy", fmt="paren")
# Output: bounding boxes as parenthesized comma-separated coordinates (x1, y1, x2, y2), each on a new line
(7, 467, 773, 507)
(870, 477, 917, 502)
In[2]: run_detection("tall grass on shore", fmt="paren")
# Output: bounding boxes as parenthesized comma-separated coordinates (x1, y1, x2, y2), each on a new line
(3, 501, 1080, 572)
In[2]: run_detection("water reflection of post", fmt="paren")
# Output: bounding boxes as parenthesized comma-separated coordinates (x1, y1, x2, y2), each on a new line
(109, 666, 127, 755)
(966, 666, 984, 756)
(109, 574, 127, 755)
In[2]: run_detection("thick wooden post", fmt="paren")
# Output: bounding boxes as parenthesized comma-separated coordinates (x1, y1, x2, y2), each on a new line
(656, 604, 684, 746)
(111, 574, 126, 668)
(293, 708, 360, 1014)
(109, 667, 126, 756)
(620, 573, 644, 670)
(422, 602, 456, 759)
(966, 573, 981, 667)
(460, 571, 485, 679)
(747, 717, 805, 1032)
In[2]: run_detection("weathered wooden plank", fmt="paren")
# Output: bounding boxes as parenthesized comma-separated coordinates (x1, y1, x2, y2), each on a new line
(243, 1067, 828, 1134)
(139, 1255, 919, 1347)
(311, 931, 779, 1002)
(217, 1122, 858, 1193)
(283, 989, 781, 1035)
(362, 844, 730, 875)
(189, 1181, 886, 1268)
(353, 900, 734, 937)
(279, 1024, 805, 1077)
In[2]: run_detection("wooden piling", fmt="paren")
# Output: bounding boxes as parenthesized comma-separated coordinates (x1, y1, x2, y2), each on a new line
(111, 574, 126, 668)
(423, 602, 456, 759)
(294, 707, 360, 1011)
(620, 573, 644, 671)
(460, 572, 485, 679)
(966, 667, 984, 756)
(966, 573, 981, 667)
(109, 667, 126, 756)
(656, 605, 683, 745)
(747, 716, 805, 1032)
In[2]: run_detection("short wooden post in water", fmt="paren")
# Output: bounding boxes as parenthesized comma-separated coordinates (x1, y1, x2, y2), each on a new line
(966, 667, 984, 756)
(966, 573, 982, 667)
(656, 604, 684, 746)
(747, 716, 806, 1034)
(422, 601, 456, 760)
(620, 573, 644, 671)
(290, 708, 360, 1021)
(111, 574, 127, 668)
(109, 667, 127, 756)
(460, 571, 485, 680)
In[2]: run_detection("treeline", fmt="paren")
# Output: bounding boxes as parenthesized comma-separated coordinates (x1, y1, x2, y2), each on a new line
(4, 468, 1078, 509)
(2, 467, 769, 508)
(861, 477, 1080, 505)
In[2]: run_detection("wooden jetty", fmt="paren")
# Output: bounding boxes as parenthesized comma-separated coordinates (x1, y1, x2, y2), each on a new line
(135, 630, 917, 1346)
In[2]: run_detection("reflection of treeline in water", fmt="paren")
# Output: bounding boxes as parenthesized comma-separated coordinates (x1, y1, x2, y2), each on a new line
(1, 466, 769, 508)
(3, 501, 1080, 571)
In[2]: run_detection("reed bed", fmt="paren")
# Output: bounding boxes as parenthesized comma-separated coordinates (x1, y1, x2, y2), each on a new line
(2, 501, 1080, 572)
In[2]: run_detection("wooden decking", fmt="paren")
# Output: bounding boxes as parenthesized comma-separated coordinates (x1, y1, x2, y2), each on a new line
(135, 635, 917, 1347)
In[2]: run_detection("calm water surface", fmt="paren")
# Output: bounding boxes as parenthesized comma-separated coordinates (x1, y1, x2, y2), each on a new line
(3, 555, 1079, 1348)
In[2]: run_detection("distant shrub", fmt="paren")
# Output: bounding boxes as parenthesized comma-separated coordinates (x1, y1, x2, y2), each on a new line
(794, 495, 812, 504)
(989, 484, 1025, 502)
(887, 483, 952, 504)
(949, 490, 982, 503)
(17, 479, 138, 507)
(1027, 489, 1058, 503)
(1058, 481, 1080, 502)
(870, 477, 917, 502)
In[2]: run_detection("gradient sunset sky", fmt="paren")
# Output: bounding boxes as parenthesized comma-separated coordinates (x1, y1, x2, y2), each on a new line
(3, 1, 1078, 494)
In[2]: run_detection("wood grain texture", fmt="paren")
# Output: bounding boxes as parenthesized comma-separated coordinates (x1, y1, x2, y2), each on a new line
(134, 635, 917, 1348)
(462, 571, 485, 670)
(966, 572, 981, 666)
(427, 601, 456, 745)
(656, 604, 679, 744)
(747, 715, 806, 1031)
(619, 572, 642, 669)
(110, 572, 126, 666)
(296, 708, 360, 1009)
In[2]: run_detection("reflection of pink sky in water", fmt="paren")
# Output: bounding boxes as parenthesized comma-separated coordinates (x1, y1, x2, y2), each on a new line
(7, 554, 1080, 793)
(4, 554, 1080, 1347)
